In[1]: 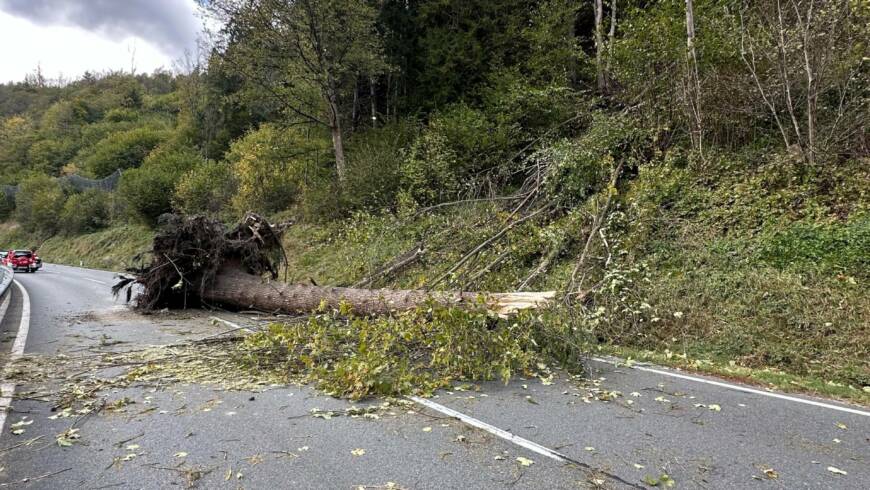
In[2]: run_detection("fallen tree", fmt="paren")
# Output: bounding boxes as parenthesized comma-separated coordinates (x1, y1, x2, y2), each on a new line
(115, 213, 554, 316)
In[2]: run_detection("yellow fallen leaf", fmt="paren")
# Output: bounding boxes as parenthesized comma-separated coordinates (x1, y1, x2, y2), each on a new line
(835, 422, 847, 430)
(174, 452, 188, 458)
(422, 427, 432, 432)
(126, 444, 140, 451)
(351, 448, 366, 456)
(827, 466, 847, 475)
(516, 457, 534, 467)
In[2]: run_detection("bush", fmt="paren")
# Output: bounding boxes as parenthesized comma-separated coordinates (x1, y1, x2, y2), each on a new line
(227, 124, 328, 216)
(173, 160, 237, 218)
(342, 120, 417, 211)
(119, 146, 203, 225)
(14, 173, 66, 236)
(481, 71, 582, 135)
(59, 189, 112, 235)
(27, 138, 80, 174)
(400, 103, 516, 205)
(540, 112, 651, 205)
(84, 127, 167, 177)
(103, 107, 139, 123)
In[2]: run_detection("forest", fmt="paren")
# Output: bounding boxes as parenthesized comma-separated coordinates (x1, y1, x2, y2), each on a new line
(0, 0, 867, 401)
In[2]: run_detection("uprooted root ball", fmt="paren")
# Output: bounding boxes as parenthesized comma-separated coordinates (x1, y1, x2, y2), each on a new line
(113, 213, 288, 311)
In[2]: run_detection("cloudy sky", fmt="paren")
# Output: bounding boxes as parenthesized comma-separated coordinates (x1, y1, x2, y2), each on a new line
(0, 0, 204, 83)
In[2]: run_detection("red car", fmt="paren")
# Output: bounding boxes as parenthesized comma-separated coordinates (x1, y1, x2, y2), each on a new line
(4, 250, 41, 272)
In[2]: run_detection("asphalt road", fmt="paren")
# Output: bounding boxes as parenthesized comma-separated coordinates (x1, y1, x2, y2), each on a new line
(0, 263, 868, 489)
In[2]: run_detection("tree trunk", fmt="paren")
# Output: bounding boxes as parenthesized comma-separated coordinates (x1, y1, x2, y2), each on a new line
(594, 0, 605, 92)
(685, 0, 703, 156)
(606, 0, 617, 91)
(328, 96, 347, 185)
(370, 76, 377, 128)
(800, 1, 816, 165)
(351, 77, 359, 131)
(203, 266, 554, 317)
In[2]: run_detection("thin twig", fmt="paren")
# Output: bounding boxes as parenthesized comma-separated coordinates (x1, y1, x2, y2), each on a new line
(427, 204, 552, 290)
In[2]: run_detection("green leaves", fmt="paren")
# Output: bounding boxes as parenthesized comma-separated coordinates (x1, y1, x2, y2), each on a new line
(243, 303, 567, 400)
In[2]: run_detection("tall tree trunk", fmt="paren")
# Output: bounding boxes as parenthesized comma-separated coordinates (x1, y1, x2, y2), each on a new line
(370, 76, 378, 128)
(606, 0, 617, 91)
(351, 77, 359, 131)
(799, 1, 816, 165)
(203, 266, 554, 317)
(569, 11, 577, 85)
(685, 0, 703, 156)
(330, 122, 346, 184)
(327, 88, 347, 184)
(594, 0, 605, 92)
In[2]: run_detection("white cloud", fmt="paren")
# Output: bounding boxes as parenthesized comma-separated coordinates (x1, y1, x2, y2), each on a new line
(0, 1, 202, 83)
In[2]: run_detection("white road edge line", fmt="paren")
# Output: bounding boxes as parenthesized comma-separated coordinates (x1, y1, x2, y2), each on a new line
(590, 356, 870, 417)
(409, 395, 568, 463)
(0, 280, 32, 434)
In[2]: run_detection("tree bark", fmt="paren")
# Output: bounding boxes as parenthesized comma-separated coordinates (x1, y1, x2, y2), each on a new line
(370, 76, 378, 128)
(203, 266, 554, 317)
(328, 91, 347, 184)
(594, 0, 605, 92)
(798, 0, 816, 165)
(684, 0, 703, 156)
(606, 0, 617, 91)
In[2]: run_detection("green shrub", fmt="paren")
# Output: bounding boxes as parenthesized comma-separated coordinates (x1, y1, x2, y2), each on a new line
(25, 138, 79, 174)
(481, 71, 582, 135)
(84, 127, 167, 177)
(39, 99, 93, 136)
(227, 124, 328, 216)
(541, 112, 651, 205)
(119, 146, 203, 225)
(342, 120, 417, 211)
(400, 103, 515, 205)
(103, 107, 140, 123)
(59, 189, 112, 235)
(173, 160, 237, 218)
(14, 173, 66, 236)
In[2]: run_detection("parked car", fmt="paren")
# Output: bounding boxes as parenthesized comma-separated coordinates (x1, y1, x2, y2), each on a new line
(0, 251, 7, 262)
(4, 250, 39, 272)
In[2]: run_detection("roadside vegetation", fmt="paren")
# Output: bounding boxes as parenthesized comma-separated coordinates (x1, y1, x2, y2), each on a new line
(0, 0, 866, 403)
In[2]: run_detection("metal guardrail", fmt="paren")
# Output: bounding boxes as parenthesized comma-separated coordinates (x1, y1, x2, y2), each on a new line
(0, 266, 13, 298)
